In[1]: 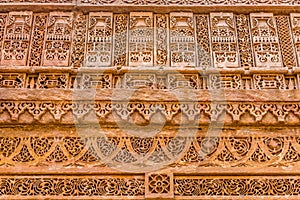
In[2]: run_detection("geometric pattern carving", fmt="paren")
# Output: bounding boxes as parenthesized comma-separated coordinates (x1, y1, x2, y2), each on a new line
(276, 15, 297, 69)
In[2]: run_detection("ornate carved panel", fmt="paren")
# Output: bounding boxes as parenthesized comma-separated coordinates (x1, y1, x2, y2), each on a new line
(43, 12, 73, 67)
(250, 13, 282, 68)
(1, 11, 32, 66)
(113, 14, 128, 66)
(210, 13, 238, 68)
(170, 12, 195, 67)
(129, 12, 153, 67)
(154, 14, 169, 66)
(209, 74, 241, 89)
(85, 12, 113, 67)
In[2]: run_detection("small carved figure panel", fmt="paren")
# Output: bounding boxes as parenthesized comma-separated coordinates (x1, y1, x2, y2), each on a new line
(129, 12, 153, 67)
(210, 13, 239, 68)
(1, 12, 33, 66)
(250, 13, 282, 68)
(43, 12, 73, 67)
(170, 12, 195, 67)
(86, 12, 113, 67)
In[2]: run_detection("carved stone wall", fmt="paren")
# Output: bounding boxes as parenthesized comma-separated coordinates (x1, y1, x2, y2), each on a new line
(1, 3, 300, 200)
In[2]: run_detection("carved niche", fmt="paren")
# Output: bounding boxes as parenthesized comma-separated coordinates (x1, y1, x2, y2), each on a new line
(250, 13, 282, 68)
(1, 11, 32, 66)
(43, 12, 73, 67)
(86, 12, 113, 67)
(210, 13, 239, 68)
(170, 12, 196, 67)
(129, 12, 153, 67)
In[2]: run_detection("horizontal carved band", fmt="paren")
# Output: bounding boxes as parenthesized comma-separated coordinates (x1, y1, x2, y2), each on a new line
(0, 12, 299, 70)
(0, 71, 299, 90)
(0, 175, 300, 198)
(0, 136, 299, 170)
(1, 101, 300, 124)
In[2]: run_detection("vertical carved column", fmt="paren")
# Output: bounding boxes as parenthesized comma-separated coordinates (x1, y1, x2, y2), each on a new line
(113, 14, 128, 66)
(276, 16, 297, 69)
(42, 12, 73, 67)
(154, 14, 169, 66)
(71, 12, 87, 69)
(210, 13, 238, 68)
(249, 13, 282, 68)
(28, 13, 48, 67)
(0, 14, 7, 64)
(129, 12, 153, 67)
(236, 14, 254, 70)
(1, 11, 33, 66)
(290, 13, 300, 67)
(86, 12, 113, 67)
(195, 15, 211, 69)
(170, 12, 195, 67)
